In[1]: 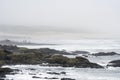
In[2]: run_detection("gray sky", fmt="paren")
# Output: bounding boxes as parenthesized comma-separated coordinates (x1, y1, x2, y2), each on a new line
(0, 0, 120, 40)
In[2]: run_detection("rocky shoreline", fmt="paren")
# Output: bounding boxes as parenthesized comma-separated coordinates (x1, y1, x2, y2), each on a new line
(0, 45, 103, 68)
(0, 45, 120, 79)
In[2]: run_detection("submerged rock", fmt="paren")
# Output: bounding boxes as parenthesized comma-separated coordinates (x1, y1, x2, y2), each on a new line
(107, 60, 120, 67)
(26, 68, 36, 71)
(47, 71, 66, 75)
(72, 51, 90, 55)
(61, 78, 75, 80)
(32, 76, 41, 78)
(60, 72, 66, 75)
(47, 72, 60, 75)
(29, 73, 36, 75)
(0, 68, 13, 78)
(44, 77, 58, 79)
(92, 52, 119, 56)
(75, 62, 103, 68)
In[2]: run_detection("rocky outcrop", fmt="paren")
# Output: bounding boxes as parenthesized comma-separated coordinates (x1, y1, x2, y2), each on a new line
(47, 55, 103, 68)
(0, 39, 56, 46)
(32, 76, 58, 79)
(72, 51, 89, 55)
(61, 78, 75, 80)
(92, 52, 119, 56)
(107, 60, 120, 67)
(38, 48, 70, 55)
(0, 68, 13, 78)
(0, 45, 103, 68)
(47, 71, 66, 75)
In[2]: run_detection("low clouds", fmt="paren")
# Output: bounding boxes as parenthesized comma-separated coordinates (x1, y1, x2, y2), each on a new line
(0, 0, 120, 40)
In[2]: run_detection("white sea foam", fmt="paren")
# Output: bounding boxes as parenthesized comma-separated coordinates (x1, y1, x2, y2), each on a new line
(3, 65, 120, 80)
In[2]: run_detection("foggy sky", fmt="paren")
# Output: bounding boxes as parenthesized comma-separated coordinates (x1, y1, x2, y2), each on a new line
(0, 0, 120, 40)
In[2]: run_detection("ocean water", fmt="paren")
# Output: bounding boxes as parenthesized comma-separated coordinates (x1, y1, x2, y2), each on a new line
(3, 65, 120, 80)
(18, 39, 120, 53)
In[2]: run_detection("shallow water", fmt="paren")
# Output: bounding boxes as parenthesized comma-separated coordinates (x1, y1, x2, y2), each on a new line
(2, 55, 120, 80)
(3, 65, 120, 80)
(3, 54, 120, 80)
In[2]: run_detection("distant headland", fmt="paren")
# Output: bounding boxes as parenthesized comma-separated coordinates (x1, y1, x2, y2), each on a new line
(0, 39, 57, 46)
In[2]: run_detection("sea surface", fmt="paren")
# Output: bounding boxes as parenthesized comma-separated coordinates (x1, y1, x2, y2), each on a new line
(3, 64, 120, 80)
(18, 39, 120, 53)
(3, 39, 120, 80)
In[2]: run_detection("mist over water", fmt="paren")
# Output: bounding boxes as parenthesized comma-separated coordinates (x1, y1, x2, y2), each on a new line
(18, 39, 120, 53)
(1, 0, 120, 80)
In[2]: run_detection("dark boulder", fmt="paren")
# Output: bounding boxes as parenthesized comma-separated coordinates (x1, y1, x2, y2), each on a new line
(92, 52, 119, 56)
(72, 51, 89, 55)
(76, 62, 103, 68)
(60, 72, 66, 75)
(66, 56, 103, 68)
(0, 68, 13, 78)
(47, 71, 66, 75)
(44, 77, 58, 79)
(47, 72, 60, 75)
(61, 78, 75, 80)
(32, 76, 41, 78)
(107, 60, 120, 67)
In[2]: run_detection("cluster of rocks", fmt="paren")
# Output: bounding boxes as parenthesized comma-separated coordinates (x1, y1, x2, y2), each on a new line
(31, 70, 74, 80)
(47, 71, 66, 75)
(32, 76, 75, 80)
(0, 45, 120, 79)
(91, 52, 120, 67)
(0, 68, 13, 79)
(0, 45, 104, 68)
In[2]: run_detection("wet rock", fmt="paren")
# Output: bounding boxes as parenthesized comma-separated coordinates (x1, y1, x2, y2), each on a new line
(0, 75, 6, 78)
(44, 77, 58, 79)
(82, 54, 88, 57)
(13, 69, 20, 72)
(72, 51, 89, 55)
(0, 68, 13, 78)
(9, 72, 18, 75)
(26, 68, 36, 70)
(60, 72, 66, 75)
(38, 48, 70, 55)
(64, 56, 103, 68)
(61, 78, 75, 80)
(29, 73, 36, 75)
(107, 60, 120, 67)
(92, 52, 119, 56)
(32, 76, 41, 78)
(0, 45, 103, 68)
(47, 71, 66, 75)
(75, 62, 103, 68)
(50, 77, 59, 79)
(47, 72, 60, 75)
